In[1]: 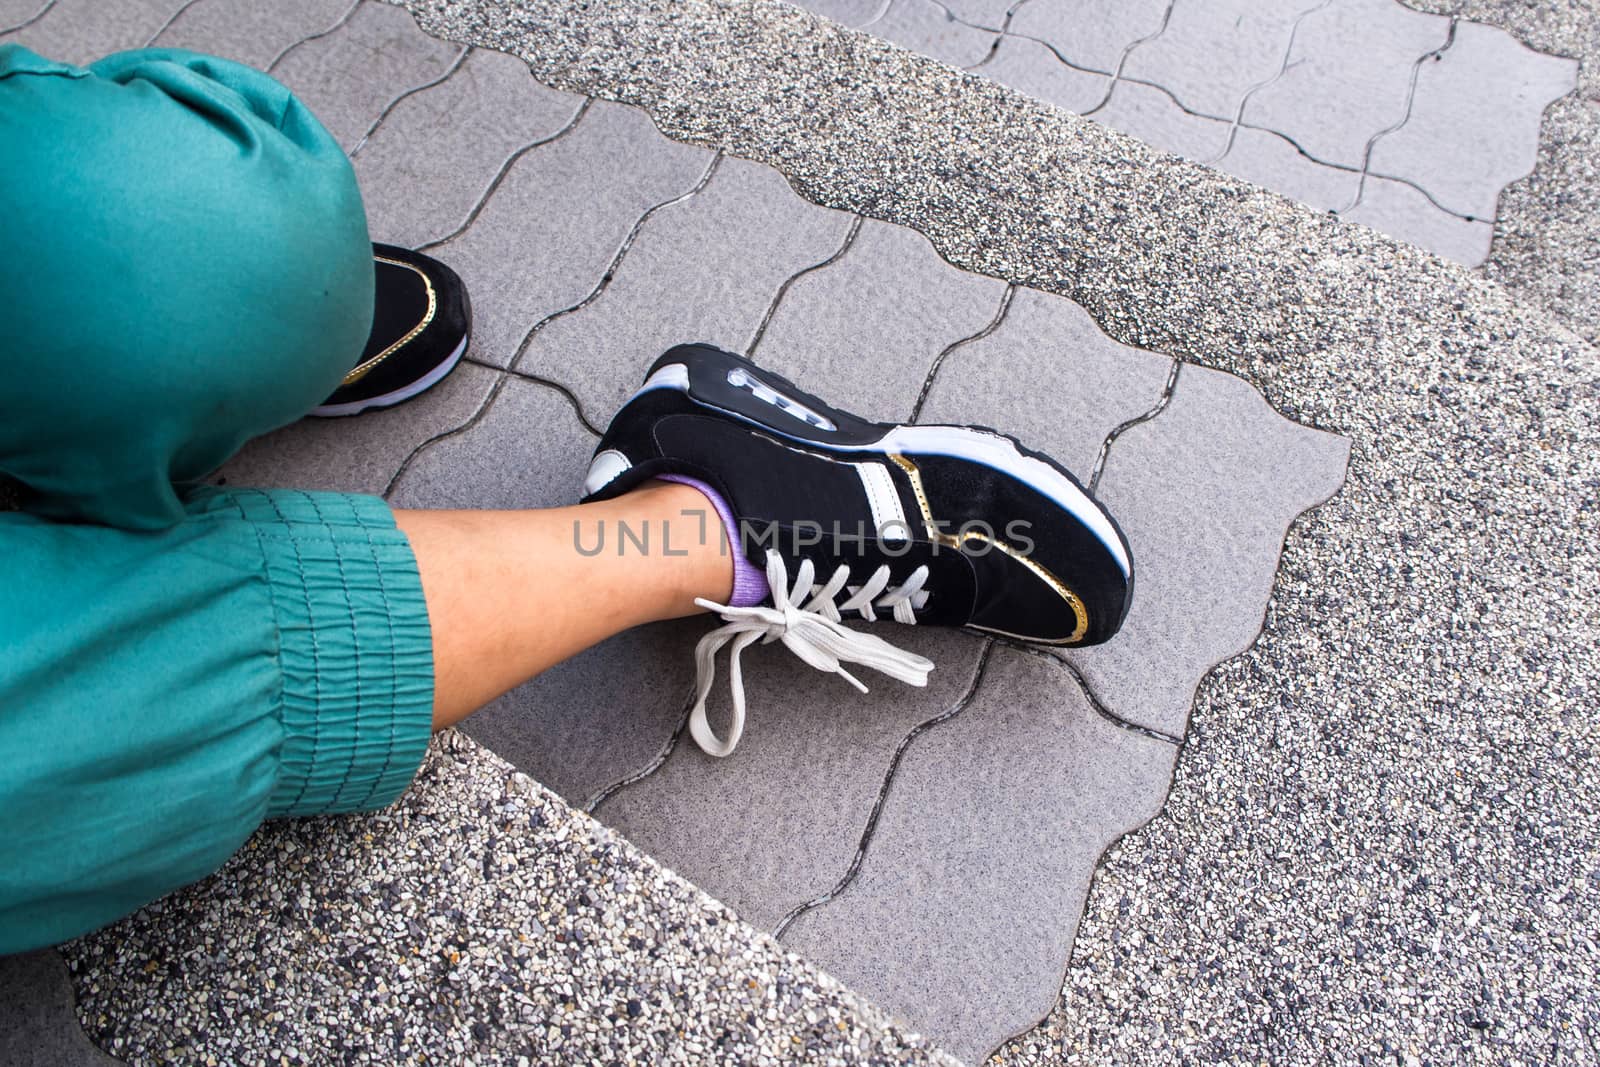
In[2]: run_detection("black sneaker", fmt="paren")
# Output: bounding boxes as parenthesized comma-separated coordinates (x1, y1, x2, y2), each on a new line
(310, 244, 471, 417)
(583, 344, 1135, 753)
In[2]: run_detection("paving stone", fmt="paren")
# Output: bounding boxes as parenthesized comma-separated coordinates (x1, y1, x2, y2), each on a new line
(147, 0, 352, 69)
(0, 0, 49, 34)
(1367, 19, 1579, 219)
(870, 0, 995, 68)
(597, 628, 987, 931)
(1340, 172, 1494, 265)
(1091, 78, 1232, 161)
(353, 47, 585, 248)
(7, 0, 182, 62)
(387, 375, 699, 804)
(916, 286, 1173, 477)
(754, 218, 1008, 424)
(781, 644, 1178, 1064)
(792, 0, 886, 28)
(214, 360, 499, 496)
(524, 156, 853, 427)
(1241, 0, 1451, 170)
(1122, 0, 1315, 120)
(1216, 123, 1361, 213)
(1067, 364, 1349, 739)
(1007, 0, 1170, 74)
(427, 100, 712, 369)
(268, 0, 458, 151)
(0, 950, 124, 1067)
(975, 33, 1111, 114)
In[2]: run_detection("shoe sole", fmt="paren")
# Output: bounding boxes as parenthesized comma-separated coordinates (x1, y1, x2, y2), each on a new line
(619, 344, 1133, 581)
(307, 333, 469, 418)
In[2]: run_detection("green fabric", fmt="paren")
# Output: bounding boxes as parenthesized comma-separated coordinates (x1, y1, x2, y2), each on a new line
(0, 489, 435, 953)
(0, 46, 436, 954)
(0, 43, 374, 529)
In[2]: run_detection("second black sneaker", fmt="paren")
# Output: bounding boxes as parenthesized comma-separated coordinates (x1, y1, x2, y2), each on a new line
(310, 243, 471, 417)
(583, 343, 1136, 755)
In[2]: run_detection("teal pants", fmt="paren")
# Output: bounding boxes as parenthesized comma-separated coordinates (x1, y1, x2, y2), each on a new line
(0, 45, 436, 953)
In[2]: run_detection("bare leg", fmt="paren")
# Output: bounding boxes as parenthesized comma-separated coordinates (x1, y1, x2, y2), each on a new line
(395, 482, 732, 730)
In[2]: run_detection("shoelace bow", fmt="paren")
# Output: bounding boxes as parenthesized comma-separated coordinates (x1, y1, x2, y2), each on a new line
(688, 551, 936, 757)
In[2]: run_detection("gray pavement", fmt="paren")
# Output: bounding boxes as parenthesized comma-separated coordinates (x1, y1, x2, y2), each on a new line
(797, 0, 1579, 270)
(1, 0, 1596, 1063)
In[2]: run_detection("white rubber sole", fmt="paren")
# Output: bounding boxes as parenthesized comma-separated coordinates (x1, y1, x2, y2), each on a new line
(308, 334, 469, 418)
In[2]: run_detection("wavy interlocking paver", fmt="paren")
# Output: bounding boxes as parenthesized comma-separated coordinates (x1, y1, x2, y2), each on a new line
(5, 0, 179, 60)
(754, 218, 1008, 423)
(1122, 0, 1316, 120)
(597, 628, 988, 931)
(782, 645, 1179, 1064)
(1093, 78, 1233, 161)
(426, 101, 710, 368)
(214, 361, 500, 495)
(869, 0, 994, 68)
(918, 286, 1173, 476)
(1006, 0, 1170, 74)
(353, 46, 584, 248)
(978, 33, 1111, 114)
(387, 376, 702, 806)
(148, 0, 353, 69)
(267, 0, 458, 150)
(1344, 171, 1493, 263)
(1067, 363, 1350, 738)
(1218, 124, 1360, 212)
(1242, 0, 1450, 171)
(525, 156, 853, 424)
(1367, 19, 1578, 219)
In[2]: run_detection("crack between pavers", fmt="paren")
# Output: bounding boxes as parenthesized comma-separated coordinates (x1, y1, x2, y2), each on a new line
(143, 0, 206, 47)
(463, 354, 603, 436)
(771, 637, 997, 940)
(266, 0, 363, 75)
(1201, 0, 1333, 164)
(856, 0, 895, 31)
(745, 214, 864, 358)
(1090, 356, 1180, 493)
(1080, 0, 1177, 117)
(1005, 640, 1184, 745)
(1346, 17, 1461, 216)
(582, 684, 698, 814)
(908, 283, 1015, 422)
(381, 150, 723, 499)
(0, 0, 53, 36)
(349, 42, 471, 157)
(415, 96, 592, 252)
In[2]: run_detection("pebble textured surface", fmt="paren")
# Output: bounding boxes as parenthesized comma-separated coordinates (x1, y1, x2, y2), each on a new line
(793, 0, 1582, 269)
(63, 734, 962, 1067)
(1, 0, 1593, 1061)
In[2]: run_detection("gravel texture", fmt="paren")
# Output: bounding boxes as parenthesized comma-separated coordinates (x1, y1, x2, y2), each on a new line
(63, 732, 961, 1067)
(383, 0, 1600, 1061)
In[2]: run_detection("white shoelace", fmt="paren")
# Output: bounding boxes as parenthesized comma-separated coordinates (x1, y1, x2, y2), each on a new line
(688, 551, 936, 757)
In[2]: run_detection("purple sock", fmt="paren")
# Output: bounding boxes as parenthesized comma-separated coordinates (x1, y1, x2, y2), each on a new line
(658, 474, 769, 608)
